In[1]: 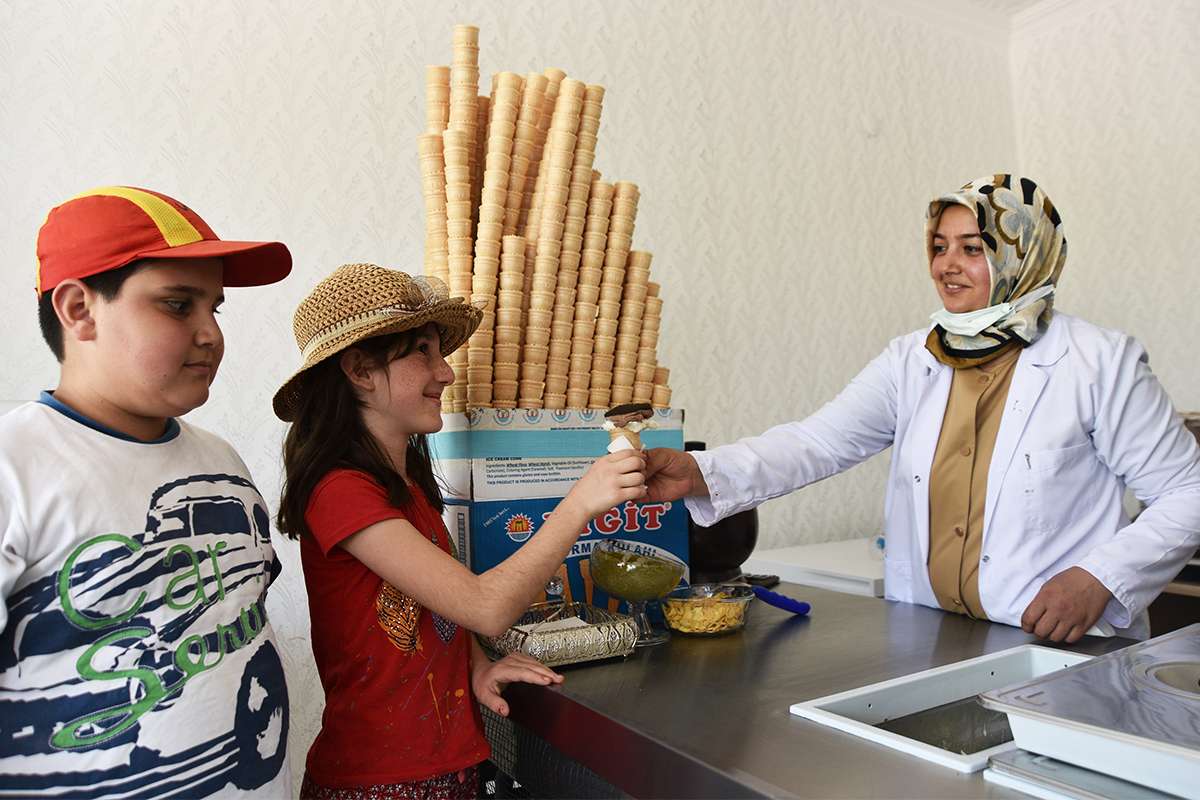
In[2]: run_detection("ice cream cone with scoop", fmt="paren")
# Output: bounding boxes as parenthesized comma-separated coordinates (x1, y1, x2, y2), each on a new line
(604, 402, 655, 453)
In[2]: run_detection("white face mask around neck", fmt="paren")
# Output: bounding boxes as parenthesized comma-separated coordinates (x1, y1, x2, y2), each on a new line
(930, 284, 1055, 337)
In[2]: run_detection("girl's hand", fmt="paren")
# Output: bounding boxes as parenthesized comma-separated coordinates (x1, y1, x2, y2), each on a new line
(562, 450, 647, 521)
(470, 652, 563, 717)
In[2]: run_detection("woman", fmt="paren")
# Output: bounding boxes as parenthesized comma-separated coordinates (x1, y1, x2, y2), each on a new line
(647, 175, 1200, 642)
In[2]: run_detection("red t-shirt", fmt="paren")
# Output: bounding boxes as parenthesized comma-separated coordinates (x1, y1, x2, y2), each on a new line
(300, 468, 489, 786)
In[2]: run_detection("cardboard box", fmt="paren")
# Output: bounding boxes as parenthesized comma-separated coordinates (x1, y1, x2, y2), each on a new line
(430, 407, 688, 610)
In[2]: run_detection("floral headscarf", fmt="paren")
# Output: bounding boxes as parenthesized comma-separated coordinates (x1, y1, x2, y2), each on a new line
(927, 174, 1067, 354)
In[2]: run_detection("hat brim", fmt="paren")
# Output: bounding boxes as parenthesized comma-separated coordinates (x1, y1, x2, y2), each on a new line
(140, 239, 292, 287)
(271, 297, 482, 421)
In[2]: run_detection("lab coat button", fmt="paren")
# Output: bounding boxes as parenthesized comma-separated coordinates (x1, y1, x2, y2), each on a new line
(982, 555, 990, 563)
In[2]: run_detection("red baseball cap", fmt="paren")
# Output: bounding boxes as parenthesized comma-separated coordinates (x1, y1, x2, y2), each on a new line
(35, 186, 292, 295)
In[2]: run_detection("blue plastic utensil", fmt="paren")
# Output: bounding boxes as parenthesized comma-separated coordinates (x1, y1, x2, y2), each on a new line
(752, 585, 811, 616)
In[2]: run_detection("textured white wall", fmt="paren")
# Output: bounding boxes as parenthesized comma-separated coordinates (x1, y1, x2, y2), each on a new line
(1010, 0, 1200, 408)
(1, 0, 1192, 788)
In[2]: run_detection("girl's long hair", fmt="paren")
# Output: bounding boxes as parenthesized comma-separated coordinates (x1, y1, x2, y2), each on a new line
(277, 330, 445, 541)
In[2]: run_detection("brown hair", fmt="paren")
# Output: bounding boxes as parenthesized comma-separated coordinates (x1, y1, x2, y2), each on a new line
(276, 329, 445, 541)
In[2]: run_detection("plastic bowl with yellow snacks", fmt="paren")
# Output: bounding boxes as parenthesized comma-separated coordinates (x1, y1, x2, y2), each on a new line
(662, 584, 754, 636)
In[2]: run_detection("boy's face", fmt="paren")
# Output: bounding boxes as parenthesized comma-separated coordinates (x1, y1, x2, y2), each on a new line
(86, 258, 225, 418)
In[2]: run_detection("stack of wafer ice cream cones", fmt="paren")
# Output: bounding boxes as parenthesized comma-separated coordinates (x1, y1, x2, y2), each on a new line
(417, 24, 673, 412)
(565, 178, 611, 408)
(515, 78, 583, 408)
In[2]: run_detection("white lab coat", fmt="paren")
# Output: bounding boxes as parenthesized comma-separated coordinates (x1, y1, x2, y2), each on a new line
(686, 313, 1200, 639)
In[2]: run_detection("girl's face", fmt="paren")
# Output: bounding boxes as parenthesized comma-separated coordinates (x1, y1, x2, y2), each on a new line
(365, 323, 455, 436)
(930, 204, 992, 313)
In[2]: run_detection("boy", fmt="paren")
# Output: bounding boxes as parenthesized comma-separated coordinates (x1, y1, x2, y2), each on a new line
(0, 187, 293, 797)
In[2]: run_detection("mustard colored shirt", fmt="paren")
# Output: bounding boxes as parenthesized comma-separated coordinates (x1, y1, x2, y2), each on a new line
(926, 339, 1022, 619)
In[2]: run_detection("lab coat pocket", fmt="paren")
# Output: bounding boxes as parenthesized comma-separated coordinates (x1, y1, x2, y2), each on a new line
(1022, 441, 1098, 535)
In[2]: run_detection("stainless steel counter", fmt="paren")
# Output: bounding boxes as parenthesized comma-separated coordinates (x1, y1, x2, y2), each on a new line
(500, 584, 1131, 799)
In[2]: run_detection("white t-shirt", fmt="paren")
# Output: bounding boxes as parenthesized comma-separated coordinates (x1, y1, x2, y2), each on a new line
(0, 395, 291, 798)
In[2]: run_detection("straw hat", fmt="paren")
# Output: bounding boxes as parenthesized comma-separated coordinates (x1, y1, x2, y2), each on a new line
(273, 263, 481, 420)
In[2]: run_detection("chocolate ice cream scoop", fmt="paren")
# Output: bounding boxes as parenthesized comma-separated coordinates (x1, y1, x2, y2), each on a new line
(603, 402, 655, 452)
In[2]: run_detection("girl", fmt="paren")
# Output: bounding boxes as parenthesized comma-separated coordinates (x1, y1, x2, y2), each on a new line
(273, 263, 647, 799)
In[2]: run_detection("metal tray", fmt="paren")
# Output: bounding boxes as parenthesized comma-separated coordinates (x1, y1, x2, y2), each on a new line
(479, 600, 637, 668)
(984, 749, 1180, 800)
(979, 624, 1200, 797)
(791, 645, 1090, 772)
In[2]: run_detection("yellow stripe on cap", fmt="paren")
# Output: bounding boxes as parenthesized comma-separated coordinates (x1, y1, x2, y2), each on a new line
(72, 186, 203, 247)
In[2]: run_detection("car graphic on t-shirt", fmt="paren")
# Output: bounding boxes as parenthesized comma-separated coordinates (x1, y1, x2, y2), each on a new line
(0, 474, 289, 798)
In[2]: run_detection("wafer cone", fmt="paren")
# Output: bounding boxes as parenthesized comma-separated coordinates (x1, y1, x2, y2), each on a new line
(523, 363, 547, 384)
(468, 95, 518, 395)
(447, 30, 479, 252)
(424, 251, 449, 289)
(569, 349, 593, 372)
(493, 362, 519, 382)
(498, 272, 523, 292)
(524, 326, 550, 347)
(596, 300, 620, 323)
(518, 376, 545, 398)
(418, 133, 449, 287)
(426, 66, 451, 133)
(519, 68, 564, 234)
(614, 351, 638, 370)
(610, 386, 633, 404)
(492, 378, 518, 404)
(495, 325, 522, 345)
(645, 296, 663, 320)
(494, 343, 520, 364)
(593, 336, 616, 358)
(502, 74, 547, 235)
(568, 368, 591, 389)
(495, 305, 521, 326)
(549, 340, 571, 361)
(449, 350, 468, 413)
(619, 300, 645, 327)
(597, 282, 623, 304)
(566, 388, 589, 408)
(471, 95, 489, 222)
(634, 362, 657, 384)
(616, 332, 640, 355)
(522, 77, 582, 312)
